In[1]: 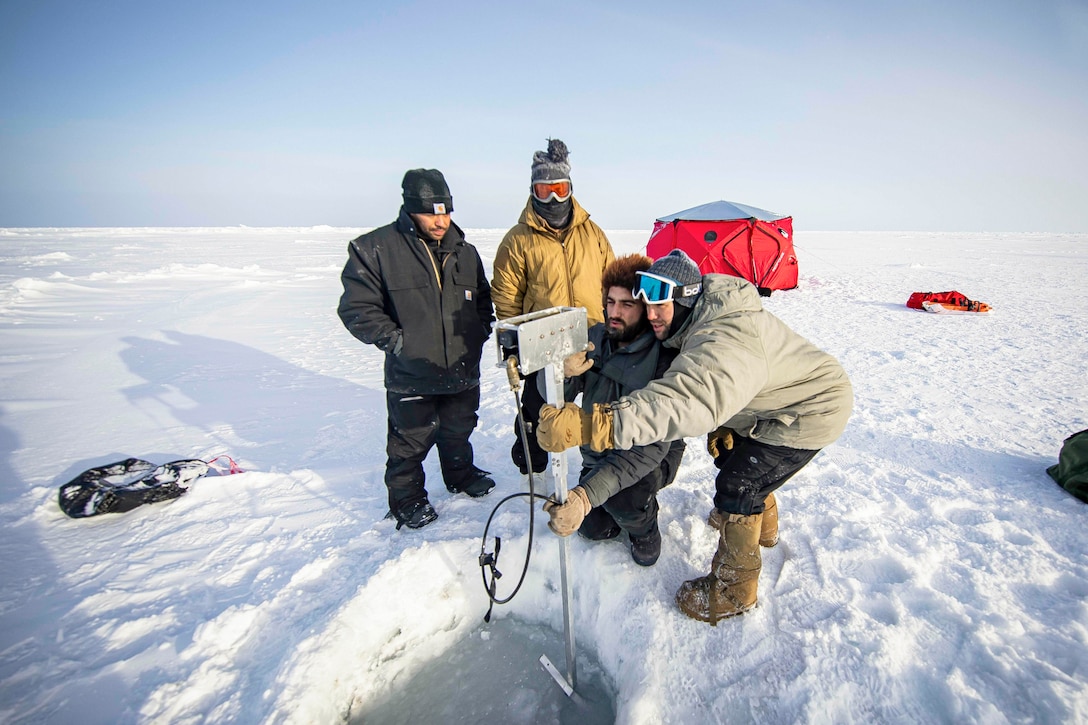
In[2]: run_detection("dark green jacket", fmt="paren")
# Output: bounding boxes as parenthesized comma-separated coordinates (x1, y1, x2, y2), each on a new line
(563, 323, 685, 508)
(1048, 429, 1088, 503)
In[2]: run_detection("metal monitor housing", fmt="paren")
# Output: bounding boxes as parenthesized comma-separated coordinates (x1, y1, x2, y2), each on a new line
(495, 306, 589, 375)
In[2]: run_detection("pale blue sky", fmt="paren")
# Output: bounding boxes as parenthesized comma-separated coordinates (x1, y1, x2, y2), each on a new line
(3, 0, 1086, 231)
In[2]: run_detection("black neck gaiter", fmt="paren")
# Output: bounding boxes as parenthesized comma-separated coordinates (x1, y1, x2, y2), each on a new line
(532, 197, 572, 230)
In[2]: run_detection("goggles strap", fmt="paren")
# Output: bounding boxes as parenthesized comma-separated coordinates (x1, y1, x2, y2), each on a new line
(676, 282, 702, 301)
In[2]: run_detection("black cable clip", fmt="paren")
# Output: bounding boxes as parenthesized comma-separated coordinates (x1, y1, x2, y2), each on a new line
(480, 537, 503, 622)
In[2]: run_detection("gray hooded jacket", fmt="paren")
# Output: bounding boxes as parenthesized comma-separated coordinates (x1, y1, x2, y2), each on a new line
(612, 275, 853, 451)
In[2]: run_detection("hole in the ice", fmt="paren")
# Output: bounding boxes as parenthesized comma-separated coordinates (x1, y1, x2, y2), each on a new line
(348, 616, 616, 724)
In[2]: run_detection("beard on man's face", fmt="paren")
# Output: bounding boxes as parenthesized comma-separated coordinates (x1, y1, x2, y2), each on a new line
(606, 315, 649, 343)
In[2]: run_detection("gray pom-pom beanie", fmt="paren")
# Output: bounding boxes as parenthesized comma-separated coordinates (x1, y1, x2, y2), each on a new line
(646, 250, 703, 307)
(531, 138, 572, 183)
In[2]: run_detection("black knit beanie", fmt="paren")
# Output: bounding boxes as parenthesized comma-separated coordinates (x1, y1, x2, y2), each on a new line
(402, 169, 453, 215)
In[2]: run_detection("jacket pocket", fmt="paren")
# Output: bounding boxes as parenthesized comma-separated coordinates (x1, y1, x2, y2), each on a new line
(386, 268, 431, 291)
(383, 272, 429, 361)
(450, 265, 487, 349)
(450, 264, 477, 288)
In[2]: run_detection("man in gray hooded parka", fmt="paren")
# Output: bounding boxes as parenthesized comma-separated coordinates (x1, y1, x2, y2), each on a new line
(535, 249, 853, 624)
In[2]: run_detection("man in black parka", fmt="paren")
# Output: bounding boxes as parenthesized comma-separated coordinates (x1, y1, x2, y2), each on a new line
(338, 169, 496, 530)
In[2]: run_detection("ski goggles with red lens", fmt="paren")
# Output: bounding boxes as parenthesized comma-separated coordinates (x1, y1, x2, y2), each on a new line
(634, 271, 702, 304)
(532, 180, 572, 202)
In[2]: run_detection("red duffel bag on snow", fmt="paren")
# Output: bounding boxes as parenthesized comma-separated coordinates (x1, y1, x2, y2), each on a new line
(906, 291, 991, 313)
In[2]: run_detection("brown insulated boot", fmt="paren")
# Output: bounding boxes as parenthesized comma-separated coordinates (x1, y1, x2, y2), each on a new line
(760, 493, 779, 548)
(707, 493, 778, 548)
(677, 512, 761, 624)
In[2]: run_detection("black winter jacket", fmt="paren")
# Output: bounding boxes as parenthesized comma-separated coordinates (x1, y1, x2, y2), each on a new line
(563, 324, 686, 507)
(338, 209, 495, 394)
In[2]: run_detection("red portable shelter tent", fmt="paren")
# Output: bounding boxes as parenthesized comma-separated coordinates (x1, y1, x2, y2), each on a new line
(646, 200, 797, 294)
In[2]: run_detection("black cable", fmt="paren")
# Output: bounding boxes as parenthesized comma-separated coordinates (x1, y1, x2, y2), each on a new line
(479, 382, 554, 621)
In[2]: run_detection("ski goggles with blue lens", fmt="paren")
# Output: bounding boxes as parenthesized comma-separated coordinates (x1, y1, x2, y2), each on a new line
(633, 271, 702, 305)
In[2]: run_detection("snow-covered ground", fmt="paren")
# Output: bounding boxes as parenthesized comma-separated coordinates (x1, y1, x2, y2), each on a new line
(0, 226, 1085, 724)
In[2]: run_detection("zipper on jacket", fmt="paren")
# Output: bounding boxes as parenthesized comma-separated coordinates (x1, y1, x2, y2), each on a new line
(530, 227, 577, 309)
(561, 241, 575, 308)
(414, 235, 456, 368)
(417, 237, 444, 291)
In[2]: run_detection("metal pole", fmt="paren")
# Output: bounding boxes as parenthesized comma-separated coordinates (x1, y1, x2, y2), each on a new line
(543, 361, 577, 692)
(493, 307, 587, 697)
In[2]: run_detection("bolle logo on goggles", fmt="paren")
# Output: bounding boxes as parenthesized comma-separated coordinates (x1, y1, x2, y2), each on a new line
(679, 283, 702, 298)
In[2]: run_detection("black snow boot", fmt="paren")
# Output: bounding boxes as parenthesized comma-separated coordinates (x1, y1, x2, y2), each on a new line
(630, 525, 661, 567)
(388, 500, 438, 530)
(448, 467, 495, 498)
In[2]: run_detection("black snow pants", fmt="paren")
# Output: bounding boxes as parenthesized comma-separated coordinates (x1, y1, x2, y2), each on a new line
(384, 386, 480, 513)
(579, 440, 686, 539)
(712, 436, 818, 515)
(510, 370, 549, 474)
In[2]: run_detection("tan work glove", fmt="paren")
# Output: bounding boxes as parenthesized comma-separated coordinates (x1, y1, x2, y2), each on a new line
(706, 425, 735, 460)
(542, 486, 592, 537)
(537, 403, 615, 453)
(588, 403, 615, 452)
(563, 342, 595, 378)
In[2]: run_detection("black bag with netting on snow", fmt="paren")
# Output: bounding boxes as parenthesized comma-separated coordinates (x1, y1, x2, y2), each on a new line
(58, 457, 210, 518)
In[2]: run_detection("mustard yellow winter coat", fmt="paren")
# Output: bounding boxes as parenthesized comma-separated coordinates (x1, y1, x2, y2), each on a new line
(492, 197, 615, 325)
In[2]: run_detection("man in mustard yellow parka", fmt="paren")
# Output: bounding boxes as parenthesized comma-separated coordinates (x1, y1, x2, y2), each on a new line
(493, 138, 615, 474)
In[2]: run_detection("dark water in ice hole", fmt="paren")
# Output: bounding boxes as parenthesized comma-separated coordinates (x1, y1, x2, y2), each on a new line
(348, 616, 616, 724)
